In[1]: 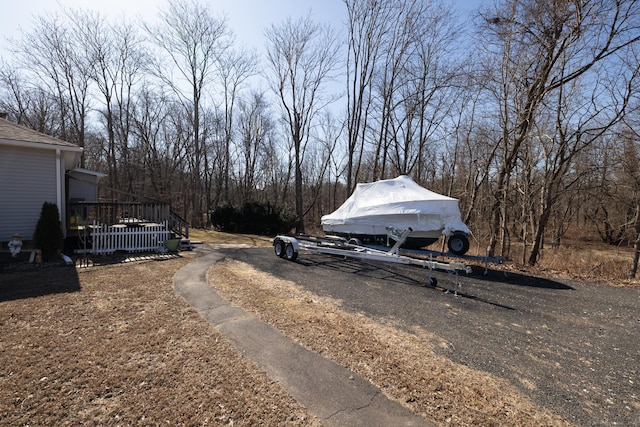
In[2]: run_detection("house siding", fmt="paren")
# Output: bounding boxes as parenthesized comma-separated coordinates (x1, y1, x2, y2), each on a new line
(0, 146, 58, 242)
(68, 171, 99, 202)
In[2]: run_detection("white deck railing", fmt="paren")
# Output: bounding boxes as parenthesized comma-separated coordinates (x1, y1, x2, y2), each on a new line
(76, 221, 171, 255)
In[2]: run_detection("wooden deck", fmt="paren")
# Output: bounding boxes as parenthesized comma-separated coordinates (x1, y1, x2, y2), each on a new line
(68, 201, 189, 255)
(69, 201, 188, 237)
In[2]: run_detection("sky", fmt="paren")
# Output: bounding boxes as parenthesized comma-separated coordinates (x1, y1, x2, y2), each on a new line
(0, 0, 344, 56)
(0, 0, 482, 59)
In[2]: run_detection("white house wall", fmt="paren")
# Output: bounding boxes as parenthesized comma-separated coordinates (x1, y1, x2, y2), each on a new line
(0, 146, 58, 242)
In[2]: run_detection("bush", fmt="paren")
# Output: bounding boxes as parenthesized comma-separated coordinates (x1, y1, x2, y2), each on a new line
(210, 204, 237, 232)
(33, 202, 64, 262)
(210, 202, 297, 235)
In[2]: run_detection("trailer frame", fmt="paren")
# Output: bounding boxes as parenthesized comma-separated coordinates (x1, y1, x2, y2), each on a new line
(272, 227, 475, 287)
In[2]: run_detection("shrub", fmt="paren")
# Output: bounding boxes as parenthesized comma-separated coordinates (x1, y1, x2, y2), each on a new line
(210, 202, 297, 235)
(210, 204, 237, 232)
(33, 202, 64, 262)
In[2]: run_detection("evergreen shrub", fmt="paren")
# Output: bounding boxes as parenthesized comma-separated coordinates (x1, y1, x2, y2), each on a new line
(33, 202, 64, 261)
(210, 202, 296, 235)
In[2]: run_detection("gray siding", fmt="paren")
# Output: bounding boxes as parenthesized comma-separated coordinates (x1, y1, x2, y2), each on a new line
(68, 171, 99, 202)
(0, 146, 58, 242)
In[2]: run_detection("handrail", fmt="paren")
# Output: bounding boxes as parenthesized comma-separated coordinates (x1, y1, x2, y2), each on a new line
(169, 210, 190, 239)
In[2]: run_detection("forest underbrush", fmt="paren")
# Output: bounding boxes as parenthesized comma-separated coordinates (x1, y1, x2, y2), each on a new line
(496, 228, 639, 287)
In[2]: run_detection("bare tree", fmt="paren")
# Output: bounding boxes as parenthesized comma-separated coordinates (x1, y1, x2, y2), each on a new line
(145, 0, 231, 226)
(11, 12, 93, 161)
(343, 0, 393, 192)
(621, 132, 640, 278)
(368, 1, 414, 181)
(344, 0, 461, 189)
(478, 0, 640, 257)
(445, 82, 501, 240)
(0, 65, 60, 132)
(618, 49, 640, 277)
(582, 135, 629, 244)
(214, 47, 258, 205)
(265, 14, 341, 233)
(262, 124, 294, 208)
(367, 0, 429, 182)
(527, 61, 636, 265)
(71, 9, 147, 196)
(302, 109, 343, 225)
(131, 88, 192, 201)
(234, 91, 275, 204)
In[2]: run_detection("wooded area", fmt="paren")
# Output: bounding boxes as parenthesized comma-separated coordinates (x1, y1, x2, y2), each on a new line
(2, 0, 640, 271)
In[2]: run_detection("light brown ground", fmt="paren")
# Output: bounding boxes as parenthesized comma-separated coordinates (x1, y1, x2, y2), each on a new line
(0, 252, 321, 426)
(0, 229, 634, 426)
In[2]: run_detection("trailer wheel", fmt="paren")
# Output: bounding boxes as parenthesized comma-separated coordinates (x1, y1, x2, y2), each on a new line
(284, 243, 298, 261)
(274, 239, 286, 257)
(448, 233, 470, 255)
(428, 277, 438, 287)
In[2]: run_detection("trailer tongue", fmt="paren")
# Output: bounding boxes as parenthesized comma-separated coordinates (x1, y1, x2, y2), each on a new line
(272, 227, 472, 287)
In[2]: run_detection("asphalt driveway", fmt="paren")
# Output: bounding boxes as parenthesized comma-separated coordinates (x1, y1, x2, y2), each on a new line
(218, 246, 640, 426)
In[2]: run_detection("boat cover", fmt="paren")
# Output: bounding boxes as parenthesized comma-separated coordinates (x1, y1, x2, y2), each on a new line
(321, 175, 469, 236)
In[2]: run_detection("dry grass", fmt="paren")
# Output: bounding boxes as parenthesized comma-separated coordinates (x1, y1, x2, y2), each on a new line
(536, 245, 637, 284)
(209, 259, 571, 427)
(0, 253, 320, 426)
(460, 225, 640, 287)
(495, 242, 640, 287)
(189, 229, 272, 247)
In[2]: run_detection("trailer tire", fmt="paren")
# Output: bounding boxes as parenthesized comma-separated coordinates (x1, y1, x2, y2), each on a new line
(274, 239, 286, 257)
(448, 233, 470, 255)
(284, 243, 298, 261)
(428, 277, 438, 287)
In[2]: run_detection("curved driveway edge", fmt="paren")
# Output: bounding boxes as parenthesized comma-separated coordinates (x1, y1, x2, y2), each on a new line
(173, 246, 434, 427)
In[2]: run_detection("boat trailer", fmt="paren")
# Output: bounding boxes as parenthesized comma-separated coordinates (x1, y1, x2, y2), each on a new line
(272, 227, 474, 287)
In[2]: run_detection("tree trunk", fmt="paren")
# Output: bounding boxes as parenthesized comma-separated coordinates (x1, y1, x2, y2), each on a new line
(629, 200, 640, 279)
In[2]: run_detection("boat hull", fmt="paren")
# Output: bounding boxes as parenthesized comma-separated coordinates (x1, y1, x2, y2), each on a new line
(322, 214, 462, 249)
(325, 231, 439, 249)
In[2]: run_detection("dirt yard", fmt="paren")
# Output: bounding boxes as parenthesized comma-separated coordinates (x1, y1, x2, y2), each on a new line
(1, 231, 638, 426)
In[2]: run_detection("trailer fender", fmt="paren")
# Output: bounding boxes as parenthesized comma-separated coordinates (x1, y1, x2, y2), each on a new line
(273, 236, 300, 260)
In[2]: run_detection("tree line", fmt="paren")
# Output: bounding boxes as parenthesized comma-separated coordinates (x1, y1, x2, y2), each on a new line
(2, 0, 640, 272)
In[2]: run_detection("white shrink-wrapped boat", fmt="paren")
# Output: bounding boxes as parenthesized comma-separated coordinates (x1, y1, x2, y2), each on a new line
(321, 175, 471, 254)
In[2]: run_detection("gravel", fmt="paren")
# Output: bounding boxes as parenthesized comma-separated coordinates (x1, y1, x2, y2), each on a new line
(218, 246, 640, 426)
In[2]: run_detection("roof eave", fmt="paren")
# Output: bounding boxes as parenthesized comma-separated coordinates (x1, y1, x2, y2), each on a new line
(69, 167, 107, 178)
(0, 137, 84, 153)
